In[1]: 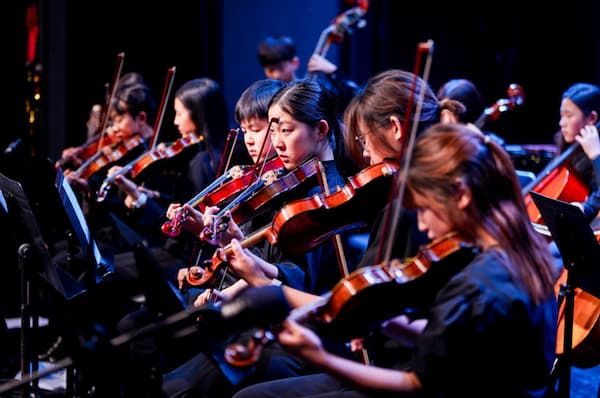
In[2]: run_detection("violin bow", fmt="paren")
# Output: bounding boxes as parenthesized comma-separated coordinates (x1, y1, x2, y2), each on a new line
(149, 66, 177, 149)
(216, 128, 243, 178)
(376, 40, 435, 265)
(315, 161, 350, 278)
(253, 117, 278, 179)
(315, 160, 371, 365)
(206, 117, 280, 243)
(94, 52, 125, 154)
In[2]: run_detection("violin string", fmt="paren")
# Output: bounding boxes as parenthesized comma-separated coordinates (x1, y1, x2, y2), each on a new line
(212, 266, 231, 303)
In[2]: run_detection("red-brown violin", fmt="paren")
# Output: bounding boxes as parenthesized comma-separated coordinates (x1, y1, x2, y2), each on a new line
(185, 159, 399, 287)
(55, 130, 120, 170)
(71, 134, 146, 180)
(161, 156, 284, 237)
(224, 156, 322, 226)
(223, 231, 478, 367)
(96, 66, 179, 201)
(96, 132, 204, 201)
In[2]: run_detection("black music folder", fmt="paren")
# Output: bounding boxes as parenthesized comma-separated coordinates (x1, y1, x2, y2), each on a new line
(530, 191, 600, 298)
(0, 172, 86, 301)
(55, 167, 114, 283)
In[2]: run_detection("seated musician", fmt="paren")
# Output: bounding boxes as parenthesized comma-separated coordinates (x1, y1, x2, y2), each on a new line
(167, 78, 286, 304)
(555, 82, 600, 222)
(57, 72, 147, 170)
(103, 77, 230, 261)
(161, 79, 363, 398)
(163, 70, 466, 398)
(232, 123, 558, 398)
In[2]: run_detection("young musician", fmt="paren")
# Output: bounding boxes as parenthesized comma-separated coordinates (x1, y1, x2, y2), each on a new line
(554, 82, 600, 222)
(232, 123, 558, 398)
(257, 35, 359, 115)
(187, 68, 456, 396)
(103, 77, 229, 260)
(162, 78, 359, 398)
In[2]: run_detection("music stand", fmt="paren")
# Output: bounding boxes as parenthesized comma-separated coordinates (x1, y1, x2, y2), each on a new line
(529, 191, 600, 398)
(54, 167, 114, 285)
(0, 172, 87, 397)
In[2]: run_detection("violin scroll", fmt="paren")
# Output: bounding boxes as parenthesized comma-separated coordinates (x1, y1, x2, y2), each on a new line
(224, 328, 274, 367)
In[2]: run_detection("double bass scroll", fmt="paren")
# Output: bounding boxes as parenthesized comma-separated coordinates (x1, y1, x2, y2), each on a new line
(305, 2, 368, 79)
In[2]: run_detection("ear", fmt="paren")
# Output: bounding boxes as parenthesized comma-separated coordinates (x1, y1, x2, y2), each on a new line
(389, 115, 403, 142)
(317, 120, 329, 140)
(588, 110, 598, 125)
(455, 178, 472, 210)
(291, 56, 300, 71)
(137, 111, 148, 124)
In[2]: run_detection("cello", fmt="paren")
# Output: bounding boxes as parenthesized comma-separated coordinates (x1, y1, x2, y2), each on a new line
(554, 268, 600, 368)
(522, 141, 589, 224)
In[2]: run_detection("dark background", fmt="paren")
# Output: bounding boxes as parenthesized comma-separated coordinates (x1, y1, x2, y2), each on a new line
(3, 0, 600, 164)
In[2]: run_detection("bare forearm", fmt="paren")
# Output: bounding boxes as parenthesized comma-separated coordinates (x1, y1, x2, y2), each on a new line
(313, 351, 423, 392)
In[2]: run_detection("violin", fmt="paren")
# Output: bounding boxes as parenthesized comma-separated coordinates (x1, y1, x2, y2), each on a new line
(71, 134, 146, 180)
(55, 130, 119, 170)
(186, 160, 399, 287)
(198, 156, 324, 243)
(96, 132, 204, 201)
(96, 66, 181, 201)
(291, 231, 478, 338)
(224, 231, 479, 367)
(269, 159, 398, 254)
(225, 156, 321, 226)
(161, 156, 284, 237)
(203, 156, 285, 210)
